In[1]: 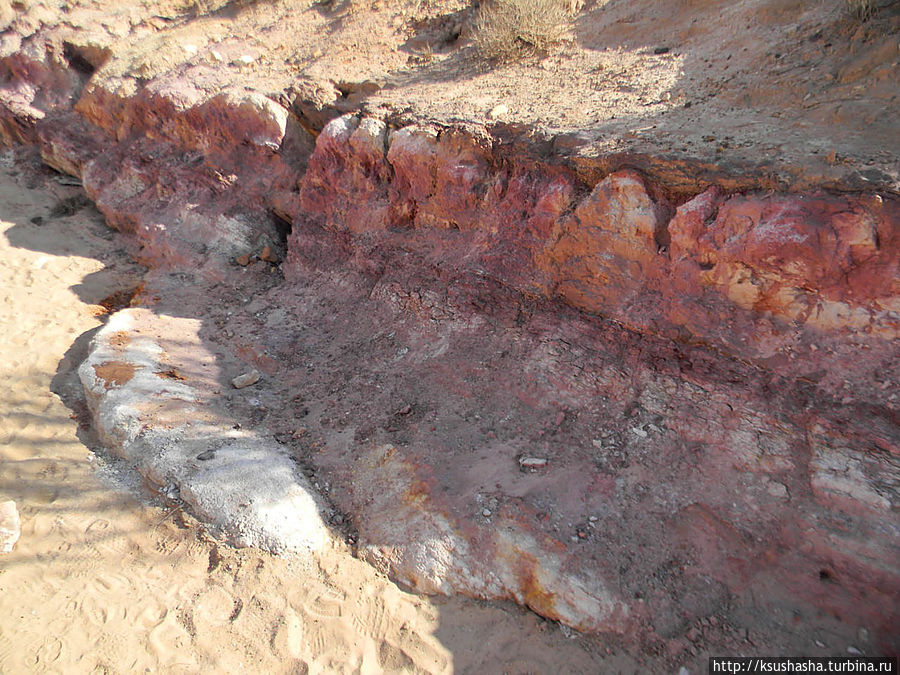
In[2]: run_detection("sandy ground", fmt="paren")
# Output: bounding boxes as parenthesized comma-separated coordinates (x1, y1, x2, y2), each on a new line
(0, 152, 616, 673)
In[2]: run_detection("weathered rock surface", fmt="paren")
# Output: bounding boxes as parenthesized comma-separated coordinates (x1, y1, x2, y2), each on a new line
(295, 115, 899, 385)
(0, 500, 20, 554)
(78, 309, 329, 554)
(1, 2, 898, 658)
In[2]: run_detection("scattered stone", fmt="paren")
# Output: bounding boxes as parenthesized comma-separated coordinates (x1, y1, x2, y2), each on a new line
(654, 46, 670, 54)
(519, 456, 548, 470)
(847, 646, 862, 655)
(815, 640, 826, 648)
(292, 427, 307, 438)
(259, 245, 280, 263)
(766, 481, 789, 498)
(559, 623, 578, 639)
(589, 515, 598, 522)
(631, 426, 648, 438)
(487, 104, 509, 119)
(481, 508, 492, 517)
(0, 500, 21, 553)
(182, 44, 198, 55)
(210, 50, 224, 62)
(197, 450, 216, 461)
(395, 403, 412, 416)
(30, 216, 43, 225)
(232, 370, 260, 389)
(686, 627, 699, 642)
(238, 54, 255, 65)
(235, 254, 252, 266)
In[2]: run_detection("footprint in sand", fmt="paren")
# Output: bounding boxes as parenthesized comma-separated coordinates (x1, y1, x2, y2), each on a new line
(350, 599, 386, 639)
(148, 614, 195, 667)
(271, 608, 304, 660)
(135, 604, 168, 631)
(28, 637, 62, 667)
(303, 583, 346, 619)
(85, 518, 110, 534)
(192, 584, 235, 626)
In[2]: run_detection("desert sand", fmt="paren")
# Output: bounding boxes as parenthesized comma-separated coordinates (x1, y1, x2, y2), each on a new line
(0, 151, 613, 673)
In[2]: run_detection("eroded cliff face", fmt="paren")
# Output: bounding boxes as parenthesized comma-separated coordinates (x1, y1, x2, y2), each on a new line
(2, 4, 898, 658)
(283, 113, 900, 642)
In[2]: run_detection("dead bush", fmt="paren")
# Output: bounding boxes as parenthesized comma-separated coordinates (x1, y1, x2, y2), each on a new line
(844, 0, 873, 21)
(471, 0, 570, 61)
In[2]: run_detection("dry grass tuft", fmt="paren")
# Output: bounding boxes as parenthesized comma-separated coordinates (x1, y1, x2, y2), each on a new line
(844, 0, 873, 22)
(471, 0, 570, 61)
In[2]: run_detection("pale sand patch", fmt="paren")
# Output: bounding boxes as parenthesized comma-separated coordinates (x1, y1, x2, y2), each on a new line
(0, 154, 604, 673)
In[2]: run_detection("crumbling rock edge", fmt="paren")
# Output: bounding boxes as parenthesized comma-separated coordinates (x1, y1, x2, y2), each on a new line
(78, 308, 329, 554)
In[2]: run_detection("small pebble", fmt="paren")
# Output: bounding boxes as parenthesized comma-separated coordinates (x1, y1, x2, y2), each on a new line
(631, 427, 648, 438)
(259, 245, 280, 263)
(232, 370, 260, 389)
(518, 456, 548, 469)
(847, 646, 862, 655)
(481, 508, 492, 517)
(487, 104, 509, 119)
(197, 450, 216, 461)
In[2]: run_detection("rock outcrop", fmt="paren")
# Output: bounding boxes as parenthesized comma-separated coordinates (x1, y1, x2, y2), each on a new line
(79, 309, 329, 554)
(1, 5, 898, 655)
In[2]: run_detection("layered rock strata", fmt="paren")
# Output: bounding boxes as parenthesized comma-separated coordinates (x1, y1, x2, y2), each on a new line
(2, 17, 898, 651)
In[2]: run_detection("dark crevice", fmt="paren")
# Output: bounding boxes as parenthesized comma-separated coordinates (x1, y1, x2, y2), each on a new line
(63, 42, 97, 76)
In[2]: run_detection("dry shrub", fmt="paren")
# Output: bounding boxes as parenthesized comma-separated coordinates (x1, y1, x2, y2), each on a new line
(845, 0, 873, 21)
(471, 0, 570, 61)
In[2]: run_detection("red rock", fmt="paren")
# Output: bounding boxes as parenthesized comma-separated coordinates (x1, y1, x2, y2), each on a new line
(544, 170, 669, 316)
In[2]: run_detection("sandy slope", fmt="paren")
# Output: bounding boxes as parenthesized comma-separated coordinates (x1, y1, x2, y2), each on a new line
(0, 152, 613, 673)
